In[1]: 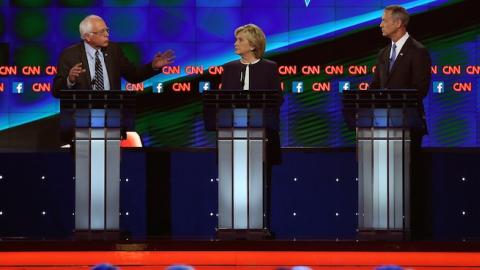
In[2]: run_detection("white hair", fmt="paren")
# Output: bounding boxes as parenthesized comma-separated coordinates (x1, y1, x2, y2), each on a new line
(79, 15, 103, 39)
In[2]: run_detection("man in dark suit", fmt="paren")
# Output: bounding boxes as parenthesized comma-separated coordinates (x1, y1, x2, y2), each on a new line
(53, 14, 175, 97)
(370, 5, 431, 104)
(53, 15, 175, 145)
(370, 5, 432, 240)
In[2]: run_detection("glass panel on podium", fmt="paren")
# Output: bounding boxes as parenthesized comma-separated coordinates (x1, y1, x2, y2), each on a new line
(203, 90, 282, 240)
(57, 90, 135, 240)
(343, 89, 424, 240)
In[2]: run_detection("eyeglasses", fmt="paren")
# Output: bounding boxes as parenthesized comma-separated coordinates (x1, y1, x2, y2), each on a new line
(90, 28, 110, 36)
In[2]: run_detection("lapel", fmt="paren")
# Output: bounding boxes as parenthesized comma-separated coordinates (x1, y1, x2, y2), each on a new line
(103, 45, 115, 90)
(382, 45, 391, 81)
(79, 42, 92, 89)
(387, 37, 412, 81)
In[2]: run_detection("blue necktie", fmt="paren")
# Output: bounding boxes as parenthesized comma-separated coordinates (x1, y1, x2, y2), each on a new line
(389, 44, 397, 71)
(95, 50, 104, 90)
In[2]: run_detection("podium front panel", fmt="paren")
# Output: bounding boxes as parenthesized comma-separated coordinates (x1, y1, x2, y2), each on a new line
(106, 137, 120, 229)
(58, 90, 134, 236)
(357, 128, 410, 231)
(217, 128, 266, 230)
(75, 138, 90, 230)
(248, 137, 264, 229)
(90, 138, 106, 230)
(233, 138, 248, 229)
(218, 137, 233, 229)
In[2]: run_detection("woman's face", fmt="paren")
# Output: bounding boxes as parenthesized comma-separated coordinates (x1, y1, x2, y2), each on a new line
(234, 31, 254, 57)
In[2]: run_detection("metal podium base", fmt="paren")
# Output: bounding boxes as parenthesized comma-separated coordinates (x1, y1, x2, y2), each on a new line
(216, 229, 272, 240)
(74, 230, 124, 241)
(357, 229, 410, 241)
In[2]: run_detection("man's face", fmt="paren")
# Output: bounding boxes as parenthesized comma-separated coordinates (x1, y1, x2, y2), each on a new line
(84, 18, 109, 48)
(380, 10, 401, 39)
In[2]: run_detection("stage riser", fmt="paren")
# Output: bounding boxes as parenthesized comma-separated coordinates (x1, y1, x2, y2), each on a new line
(0, 150, 478, 241)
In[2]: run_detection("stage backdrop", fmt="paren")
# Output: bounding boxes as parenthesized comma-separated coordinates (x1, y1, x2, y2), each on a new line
(0, 0, 478, 149)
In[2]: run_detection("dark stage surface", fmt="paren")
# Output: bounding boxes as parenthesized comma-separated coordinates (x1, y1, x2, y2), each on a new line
(1, 148, 480, 242)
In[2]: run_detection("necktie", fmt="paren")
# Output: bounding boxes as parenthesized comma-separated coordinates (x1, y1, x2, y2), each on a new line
(389, 44, 397, 71)
(95, 50, 104, 90)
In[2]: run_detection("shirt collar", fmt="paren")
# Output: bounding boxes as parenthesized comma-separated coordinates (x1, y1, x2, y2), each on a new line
(392, 32, 409, 50)
(240, 58, 261, 65)
(84, 41, 100, 59)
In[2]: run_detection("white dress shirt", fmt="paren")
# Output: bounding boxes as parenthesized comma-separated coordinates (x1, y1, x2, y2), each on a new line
(391, 32, 410, 60)
(242, 58, 260, 90)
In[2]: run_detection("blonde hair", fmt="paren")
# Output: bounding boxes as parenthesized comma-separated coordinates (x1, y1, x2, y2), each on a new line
(235, 24, 266, 59)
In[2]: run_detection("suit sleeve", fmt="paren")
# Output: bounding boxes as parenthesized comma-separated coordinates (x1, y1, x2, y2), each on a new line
(53, 50, 72, 98)
(221, 63, 234, 89)
(411, 47, 432, 99)
(116, 45, 159, 83)
(269, 62, 281, 91)
(369, 50, 383, 90)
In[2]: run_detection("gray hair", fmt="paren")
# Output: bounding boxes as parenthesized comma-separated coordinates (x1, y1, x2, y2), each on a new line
(79, 15, 103, 39)
(385, 5, 409, 27)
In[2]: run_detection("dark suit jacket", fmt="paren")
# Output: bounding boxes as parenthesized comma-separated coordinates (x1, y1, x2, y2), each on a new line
(370, 36, 431, 133)
(221, 58, 282, 164)
(53, 41, 158, 97)
(221, 59, 281, 91)
(370, 36, 431, 102)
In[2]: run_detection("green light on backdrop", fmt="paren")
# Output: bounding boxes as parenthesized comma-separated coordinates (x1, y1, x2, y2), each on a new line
(151, 0, 191, 6)
(293, 114, 329, 146)
(137, 101, 202, 147)
(109, 14, 141, 40)
(11, 0, 52, 7)
(119, 43, 142, 65)
(104, 0, 148, 6)
(434, 115, 469, 146)
(61, 12, 87, 41)
(14, 11, 48, 41)
(339, 124, 355, 146)
(58, 0, 96, 7)
(14, 45, 49, 66)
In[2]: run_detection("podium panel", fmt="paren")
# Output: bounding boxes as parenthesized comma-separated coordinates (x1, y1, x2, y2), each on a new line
(218, 128, 265, 230)
(357, 128, 410, 231)
(58, 90, 135, 238)
(203, 90, 282, 239)
(343, 89, 423, 240)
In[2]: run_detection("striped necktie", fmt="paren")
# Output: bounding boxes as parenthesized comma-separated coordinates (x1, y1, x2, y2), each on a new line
(94, 50, 104, 90)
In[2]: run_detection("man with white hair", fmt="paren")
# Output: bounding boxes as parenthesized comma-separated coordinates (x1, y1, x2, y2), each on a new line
(53, 14, 175, 96)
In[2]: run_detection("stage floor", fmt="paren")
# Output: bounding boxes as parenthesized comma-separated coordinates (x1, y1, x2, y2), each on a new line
(2, 250, 480, 270)
(1, 241, 480, 270)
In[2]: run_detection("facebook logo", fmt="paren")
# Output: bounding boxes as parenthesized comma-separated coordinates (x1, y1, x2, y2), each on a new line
(199, 81, 210, 93)
(433, 81, 444, 93)
(292, 81, 304, 93)
(153, 82, 163, 93)
(339, 81, 350, 92)
(12, 82, 24, 94)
